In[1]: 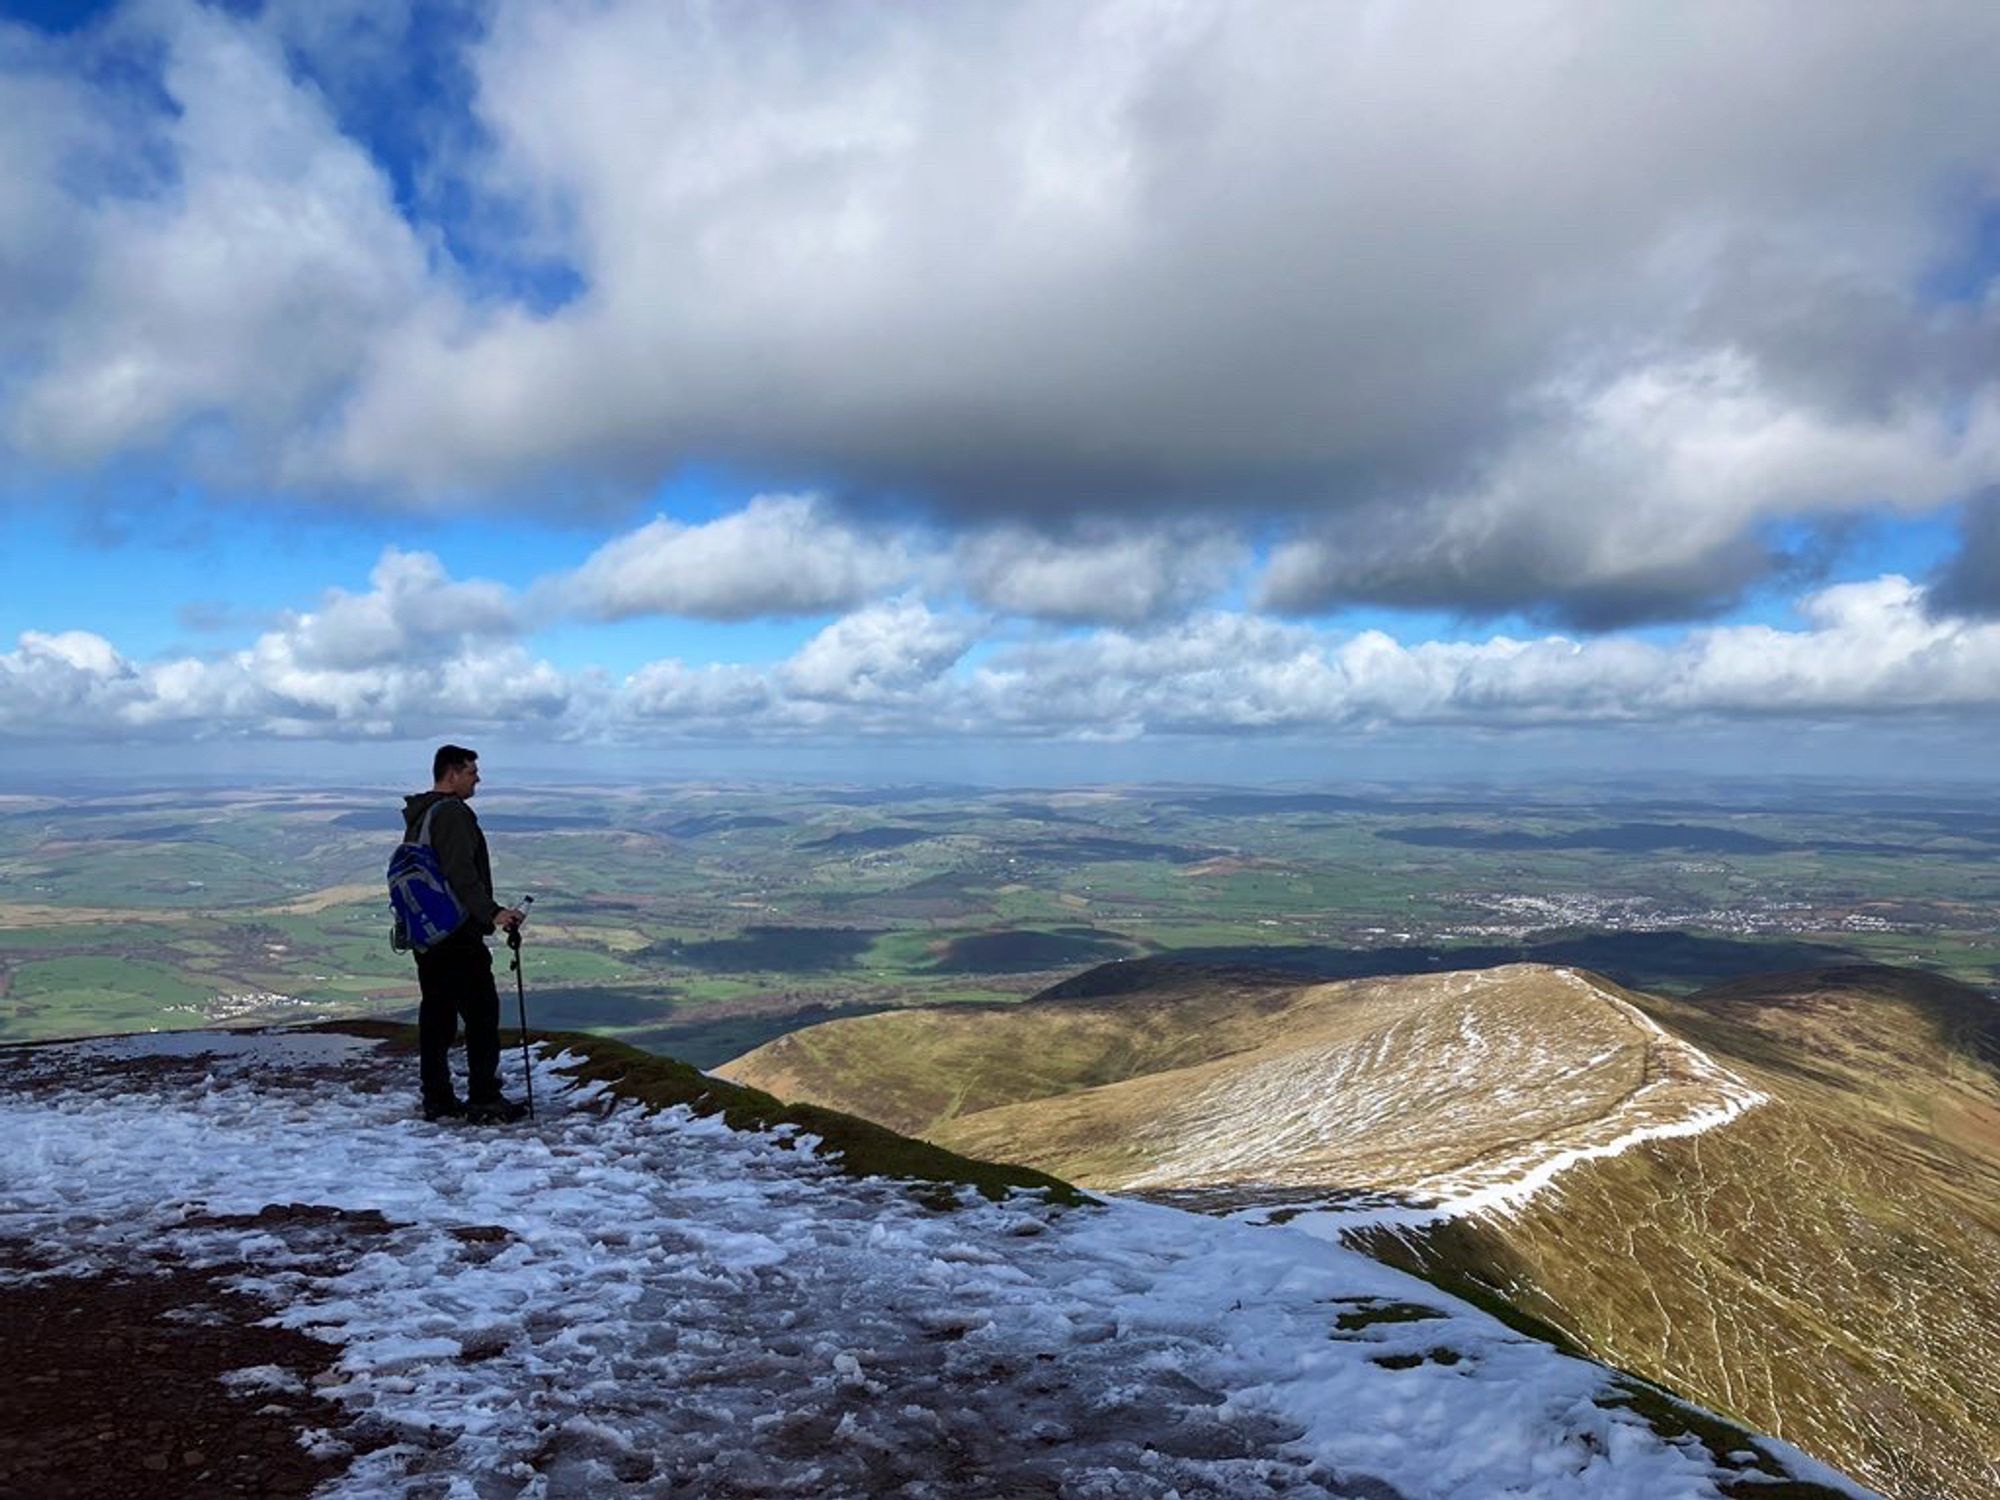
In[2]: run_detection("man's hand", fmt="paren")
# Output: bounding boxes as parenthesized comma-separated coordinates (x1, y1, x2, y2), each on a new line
(497, 907, 527, 933)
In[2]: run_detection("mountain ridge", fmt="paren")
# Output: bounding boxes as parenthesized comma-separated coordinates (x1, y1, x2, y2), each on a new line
(718, 959, 2000, 1500)
(719, 962, 1766, 1200)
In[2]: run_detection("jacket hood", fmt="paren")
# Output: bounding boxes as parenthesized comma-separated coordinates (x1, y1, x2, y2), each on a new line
(402, 790, 458, 833)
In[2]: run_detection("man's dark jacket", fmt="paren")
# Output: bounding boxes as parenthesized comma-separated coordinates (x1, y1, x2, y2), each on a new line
(402, 792, 502, 938)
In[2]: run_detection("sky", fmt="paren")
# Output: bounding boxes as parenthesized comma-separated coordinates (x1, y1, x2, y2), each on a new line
(4, 0, 2000, 783)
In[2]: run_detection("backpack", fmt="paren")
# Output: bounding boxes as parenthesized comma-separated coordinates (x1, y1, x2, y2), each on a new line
(387, 801, 467, 953)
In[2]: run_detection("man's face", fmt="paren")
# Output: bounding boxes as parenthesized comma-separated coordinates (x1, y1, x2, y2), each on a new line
(443, 760, 481, 798)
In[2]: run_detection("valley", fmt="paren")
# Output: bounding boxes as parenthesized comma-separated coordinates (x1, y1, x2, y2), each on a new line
(3, 777, 1997, 1055)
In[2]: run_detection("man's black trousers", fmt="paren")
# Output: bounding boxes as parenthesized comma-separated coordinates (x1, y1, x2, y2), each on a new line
(414, 927, 503, 1107)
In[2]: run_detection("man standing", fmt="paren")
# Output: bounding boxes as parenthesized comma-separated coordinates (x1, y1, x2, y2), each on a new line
(401, 744, 528, 1123)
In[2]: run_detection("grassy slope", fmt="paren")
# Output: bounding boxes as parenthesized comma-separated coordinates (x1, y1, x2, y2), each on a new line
(723, 963, 1669, 1190)
(714, 964, 1309, 1138)
(1357, 966, 2000, 1500)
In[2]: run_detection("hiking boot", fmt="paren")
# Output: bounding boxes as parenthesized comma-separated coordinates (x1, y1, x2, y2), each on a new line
(422, 1097, 467, 1122)
(466, 1097, 530, 1125)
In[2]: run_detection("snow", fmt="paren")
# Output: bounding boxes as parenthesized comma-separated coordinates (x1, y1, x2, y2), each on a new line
(1147, 968, 1773, 1241)
(1383, 970, 1769, 1225)
(0, 1028, 1873, 1499)
(35, 1029, 381, 1065)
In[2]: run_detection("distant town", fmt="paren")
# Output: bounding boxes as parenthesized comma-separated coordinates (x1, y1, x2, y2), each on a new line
(3, 779, 1996, 1052)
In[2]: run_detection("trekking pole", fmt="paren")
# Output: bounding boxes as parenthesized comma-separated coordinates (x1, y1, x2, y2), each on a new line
(507, 895, 536, 1120)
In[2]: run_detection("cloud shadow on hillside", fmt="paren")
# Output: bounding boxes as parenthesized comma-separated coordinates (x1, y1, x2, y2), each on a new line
(1064, 930, 1864, 996)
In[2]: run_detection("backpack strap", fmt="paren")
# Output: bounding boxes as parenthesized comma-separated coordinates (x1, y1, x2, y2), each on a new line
(414, 799, 449, 846)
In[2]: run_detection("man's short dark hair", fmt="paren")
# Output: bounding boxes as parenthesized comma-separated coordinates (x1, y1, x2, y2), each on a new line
(433, 744, 478, 782)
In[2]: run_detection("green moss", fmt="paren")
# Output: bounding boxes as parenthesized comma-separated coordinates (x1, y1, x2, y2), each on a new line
(1331, 1299, 1450, 1332)
(318, 1020, 1089, 1208)
(1348, 1226, 1593, 1360)
(1597, 1379, 1858, 1500)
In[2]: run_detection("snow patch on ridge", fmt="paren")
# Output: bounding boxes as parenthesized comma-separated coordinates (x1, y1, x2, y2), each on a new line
(1133, 966, 1769, 1238)
(1375, 970, 1771, 1226)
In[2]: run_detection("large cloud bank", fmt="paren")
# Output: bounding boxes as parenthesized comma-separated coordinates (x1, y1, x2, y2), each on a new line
(10, 555, 2000, 745)
(6, 1, 2000, 629)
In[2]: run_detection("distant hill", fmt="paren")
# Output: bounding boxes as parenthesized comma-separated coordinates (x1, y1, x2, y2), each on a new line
(1056, 933, 1863, 994)
(1377, 821, 1787, 853)
(663, 813, 787, 838)
(801, 826, 935, 853)
(717, 960, 2000, 1500)
(329, 810, 610, 832)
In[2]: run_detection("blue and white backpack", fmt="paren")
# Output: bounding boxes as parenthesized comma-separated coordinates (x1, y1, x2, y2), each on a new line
(387, 801, 467, 953)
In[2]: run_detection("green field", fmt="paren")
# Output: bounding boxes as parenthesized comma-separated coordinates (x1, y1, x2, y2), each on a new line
(2, 779, 1995, 1055)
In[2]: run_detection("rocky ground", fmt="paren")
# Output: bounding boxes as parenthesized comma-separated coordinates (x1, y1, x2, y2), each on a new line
(0, 1230, 366, 1498)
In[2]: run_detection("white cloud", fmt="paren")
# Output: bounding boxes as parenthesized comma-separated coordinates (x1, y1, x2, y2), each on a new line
(956, 523, 1243, 625)
(558, 495, 913, 621)
(12, 576, 2000, 745)
(623, 660, 773, 722)
(0, 631, 146, 734)
(0, 35, 112, 365)
(319, 0, 2000, 565)
(9, 3, 2000, 629)
(780, 598, 980, 704)
(221, 550, 551, 734)
(214, 637, 572, 739)
(128, 638, 573, 742)
(554, 500, 1244, 628)
(6, 3, 430, 476)
(1671, 576, 1999, 715)
(1259, 354, 2000, 626)
(0, 552, 556, 742)
(285, 549, 520, 671)
(967, 577, 2000, 737)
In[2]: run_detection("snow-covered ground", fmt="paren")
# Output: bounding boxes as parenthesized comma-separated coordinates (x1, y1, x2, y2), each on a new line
(0, 1029, 1873, 1499)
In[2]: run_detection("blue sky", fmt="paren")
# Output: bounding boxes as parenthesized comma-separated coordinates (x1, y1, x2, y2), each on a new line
(2, 493, 1968, 665)
(4, 0, 2000, 781)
